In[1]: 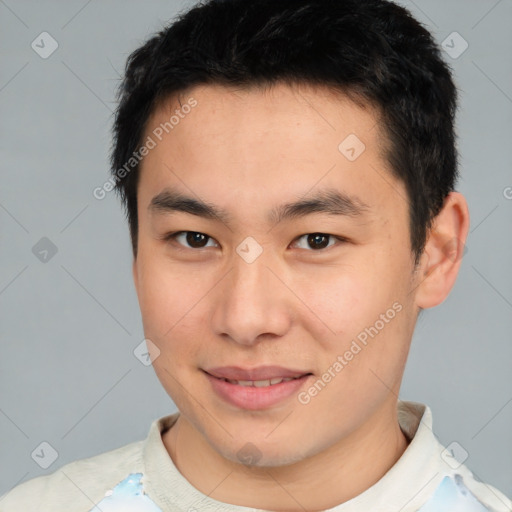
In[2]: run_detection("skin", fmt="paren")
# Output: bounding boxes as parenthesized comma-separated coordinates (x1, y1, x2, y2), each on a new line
(132, 82, 469, 511)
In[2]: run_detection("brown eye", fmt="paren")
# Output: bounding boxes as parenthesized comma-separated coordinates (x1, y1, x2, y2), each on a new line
(293, 233, 339, 251)
(165, 231, 218, 249)
(307, 233, 331, 250)
(185, 232, 209, 248)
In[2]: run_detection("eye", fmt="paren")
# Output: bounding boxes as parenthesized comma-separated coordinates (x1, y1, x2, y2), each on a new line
(163, 231, 346, 252)
(164, 231, 218, 249)
(292, 233, 345, 251)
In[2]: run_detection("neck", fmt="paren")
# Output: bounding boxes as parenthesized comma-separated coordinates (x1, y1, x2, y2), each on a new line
(163, 399, 409, 511)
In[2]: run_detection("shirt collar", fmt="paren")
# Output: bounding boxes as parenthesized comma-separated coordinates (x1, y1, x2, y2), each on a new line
(141, 401, 448, 512)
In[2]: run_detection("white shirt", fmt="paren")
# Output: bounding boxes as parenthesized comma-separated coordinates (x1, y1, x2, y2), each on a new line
(1, 401, 510, 511)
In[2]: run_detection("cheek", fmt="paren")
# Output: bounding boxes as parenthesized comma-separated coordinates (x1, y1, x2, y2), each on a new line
(136, 266, 202, 393)
(293, 261, 380, 340)
(296, 255, 412, 377)
(136, 255, 202, 341)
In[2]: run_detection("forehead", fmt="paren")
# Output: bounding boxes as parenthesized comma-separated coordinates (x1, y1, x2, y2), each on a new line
(137, 82, 404, 224)
(148, 82, 383, 145)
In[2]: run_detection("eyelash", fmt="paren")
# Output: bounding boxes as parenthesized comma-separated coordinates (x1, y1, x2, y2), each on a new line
(162, 231, 348, 252)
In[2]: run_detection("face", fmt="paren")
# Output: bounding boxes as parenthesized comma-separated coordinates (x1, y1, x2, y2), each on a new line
(133, 82, 421, 467)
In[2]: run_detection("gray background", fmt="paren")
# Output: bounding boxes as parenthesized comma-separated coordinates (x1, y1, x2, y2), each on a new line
(1, 0, 511, 500)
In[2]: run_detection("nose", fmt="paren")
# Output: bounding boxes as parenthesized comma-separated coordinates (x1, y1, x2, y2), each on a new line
(211, 249, 293, 346)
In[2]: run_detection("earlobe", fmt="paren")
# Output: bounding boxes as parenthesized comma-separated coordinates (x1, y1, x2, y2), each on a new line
(414, 192, 470, 309)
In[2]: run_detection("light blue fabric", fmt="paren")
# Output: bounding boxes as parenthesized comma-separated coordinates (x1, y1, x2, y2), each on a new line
(87, 473, 162, 512)
(86, 471, 498, 512)
(418, 475, 497, 512)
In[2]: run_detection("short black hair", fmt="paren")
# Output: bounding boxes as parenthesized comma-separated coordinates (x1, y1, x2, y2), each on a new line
(111, 0, 459, 264)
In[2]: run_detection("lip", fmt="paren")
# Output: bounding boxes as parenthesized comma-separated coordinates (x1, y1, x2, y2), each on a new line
(204, 365, 310, 381)
(202, 367, 313, 410)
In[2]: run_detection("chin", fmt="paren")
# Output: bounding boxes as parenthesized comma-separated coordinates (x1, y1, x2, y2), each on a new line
(212, 434, 314, 469)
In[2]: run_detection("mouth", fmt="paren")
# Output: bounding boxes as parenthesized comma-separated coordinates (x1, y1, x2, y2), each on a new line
(203, 365, 313, 381)
(211, 375, 306, 387)
(202, 366, 314, 410)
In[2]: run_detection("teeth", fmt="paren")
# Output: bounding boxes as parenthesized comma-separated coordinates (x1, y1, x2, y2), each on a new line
(254, 379, 271, 387)
(224, 376, 298, 387)
(237, 380, 254, 386)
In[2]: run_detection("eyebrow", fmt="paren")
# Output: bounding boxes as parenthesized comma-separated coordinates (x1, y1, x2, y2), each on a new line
(148, 187, 371, 226)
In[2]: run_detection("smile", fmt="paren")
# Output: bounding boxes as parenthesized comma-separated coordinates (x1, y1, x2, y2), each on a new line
(203, 369, 313, 410)
(219, 376, 301, 387)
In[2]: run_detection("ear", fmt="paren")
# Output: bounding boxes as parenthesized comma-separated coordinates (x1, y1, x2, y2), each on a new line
(414, 191, 470, 309)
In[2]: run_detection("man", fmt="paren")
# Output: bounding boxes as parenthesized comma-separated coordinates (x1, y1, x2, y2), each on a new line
(2, 0, 510, 510)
